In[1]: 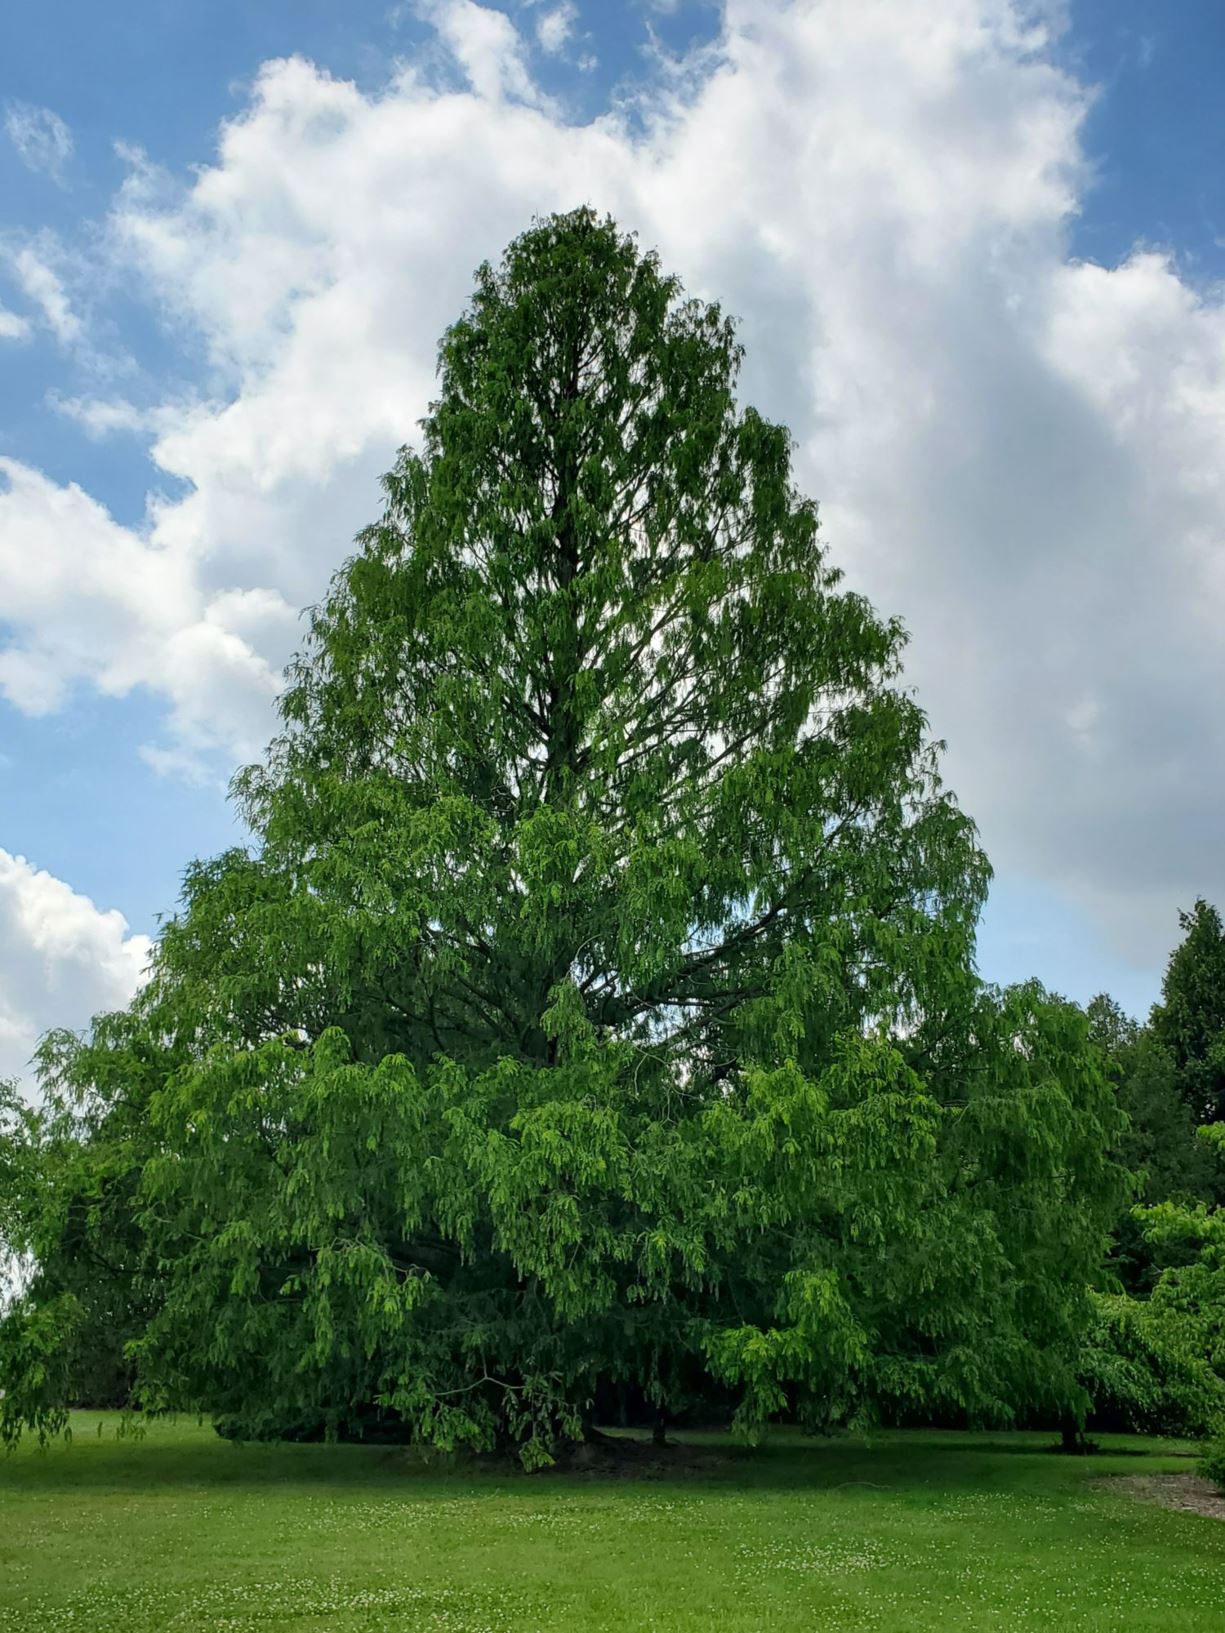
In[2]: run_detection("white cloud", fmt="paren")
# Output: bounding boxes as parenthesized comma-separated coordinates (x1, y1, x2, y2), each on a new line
(49, 394, 160, 437)
(0, 303, 31, 342)
(0, 851, 151, 1087)
(418, 0, 544, 104)
(0, 457, 293, 762)
(3, 241, 83, 347)
(537, 2, 577, 54)
(4, 101, 73, 184)
(3, 0, 1225, 969)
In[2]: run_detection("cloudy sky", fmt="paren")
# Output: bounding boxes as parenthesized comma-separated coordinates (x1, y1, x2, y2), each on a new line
(2, 0, 1224, 1084)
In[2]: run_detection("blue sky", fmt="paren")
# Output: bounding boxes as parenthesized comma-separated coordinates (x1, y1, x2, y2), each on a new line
(2, 0, 1224, 1077)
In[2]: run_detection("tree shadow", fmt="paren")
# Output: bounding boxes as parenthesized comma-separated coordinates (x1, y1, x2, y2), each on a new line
(1, 1420, 1188, 1500)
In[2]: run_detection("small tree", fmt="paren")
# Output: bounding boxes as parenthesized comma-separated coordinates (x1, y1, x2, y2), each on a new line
(1134, 1166, 1225, 1477)
(1078, 1291, 1224, 1439)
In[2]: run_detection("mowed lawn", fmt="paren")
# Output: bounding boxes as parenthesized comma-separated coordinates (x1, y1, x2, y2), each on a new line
(1, 1417, 1222, 1631)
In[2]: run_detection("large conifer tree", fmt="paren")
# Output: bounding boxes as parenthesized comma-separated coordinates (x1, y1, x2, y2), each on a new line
(1, 212, 1125, 1460)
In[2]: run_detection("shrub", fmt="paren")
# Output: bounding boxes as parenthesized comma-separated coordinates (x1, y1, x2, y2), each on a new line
(1079, 1291, 1225, 1438)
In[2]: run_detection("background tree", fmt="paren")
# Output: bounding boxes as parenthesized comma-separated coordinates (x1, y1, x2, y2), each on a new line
(0, 1021, 169, 1443)
(1077, 1287, 1224, 1440)
(1086, 993, 1218, 1294)
(1152, 899, 1225, 1125)
(1077, 976, 1225, 1440)
(1138, 1201, 1225, 1382)
(1127, 1147, 1225, 1481)
(0, 211, 1127, 1461)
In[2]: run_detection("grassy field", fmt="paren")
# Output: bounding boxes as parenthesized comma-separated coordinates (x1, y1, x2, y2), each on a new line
(1, 1417, 1222, 1631)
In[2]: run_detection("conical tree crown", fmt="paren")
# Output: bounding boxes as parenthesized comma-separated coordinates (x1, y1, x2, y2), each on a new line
(1153, 899, 1225, 1124)
(238, 206, 985, 1079)
(1, 212, 1126, 1464)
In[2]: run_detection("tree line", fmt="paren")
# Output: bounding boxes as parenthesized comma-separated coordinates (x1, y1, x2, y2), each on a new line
(1075, 903, 1225, 1460)
(0, 211, 1221, 1480)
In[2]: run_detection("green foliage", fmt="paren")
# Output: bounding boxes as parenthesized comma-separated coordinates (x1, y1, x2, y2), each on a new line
(1076, 994, 1225, 1438)
(1135, 1194, 1225, 1380)
(0, 1025, 167, 1440)
(1086, 994, 1219, 1294)
(1202, 1432, 1225, 1492)
(1151, 899, 1225, 1125)
(1, 211, 1128, 1459)
(1117, 1035, 1218, 1206)
(1081, 1184, 1225, 1440)
(1078, 1290, 1224, 1438)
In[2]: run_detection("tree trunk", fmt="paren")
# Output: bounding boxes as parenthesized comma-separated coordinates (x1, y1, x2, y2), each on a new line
(652, 1408, 668, 1448)
(1060, 1412, 1086, 1455)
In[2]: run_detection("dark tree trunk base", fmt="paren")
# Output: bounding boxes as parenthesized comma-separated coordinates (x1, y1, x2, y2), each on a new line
(545, 1432, 724, 1477)
(1057, 1418, 1098, 1456)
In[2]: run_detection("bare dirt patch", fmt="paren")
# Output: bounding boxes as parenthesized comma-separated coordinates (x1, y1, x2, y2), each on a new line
(1097, 1473, 1225, 1522)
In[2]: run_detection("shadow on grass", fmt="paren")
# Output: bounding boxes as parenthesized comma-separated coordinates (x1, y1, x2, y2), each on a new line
(1, 1420, 1192, 1500)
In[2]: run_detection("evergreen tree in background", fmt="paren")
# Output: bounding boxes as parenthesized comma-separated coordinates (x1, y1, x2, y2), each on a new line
(1077, 929, 1225, 1441)
(1152, 899, 1225, 1126)
(0, 212, 1126, 1462)
(1086, 994, 1218, 1295)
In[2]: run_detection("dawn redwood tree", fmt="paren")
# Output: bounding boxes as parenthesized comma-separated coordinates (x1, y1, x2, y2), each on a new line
(0, 211, 1126, 1461)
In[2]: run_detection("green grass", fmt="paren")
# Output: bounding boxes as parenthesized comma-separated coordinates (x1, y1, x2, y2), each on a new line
(1, 1417, 1222, 1631)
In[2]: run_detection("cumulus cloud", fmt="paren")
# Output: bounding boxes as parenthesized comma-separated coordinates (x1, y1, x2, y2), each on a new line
(418, 0, 544, 104)
(0, 851, 151, 1087)
(4, 101, 73, 184)
(0, 458, 293, 760)
(2, 0, 1224, 969)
